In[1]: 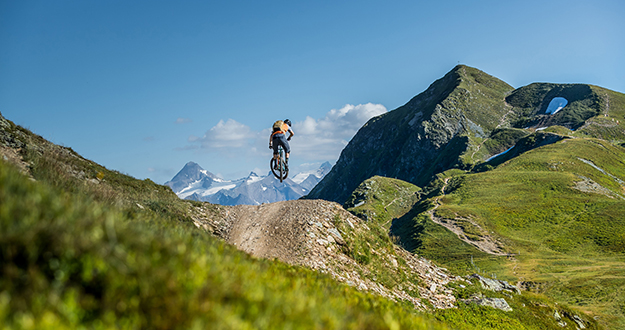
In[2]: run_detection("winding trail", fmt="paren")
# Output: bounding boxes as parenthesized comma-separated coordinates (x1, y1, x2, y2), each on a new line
(428, 178, 508, 256)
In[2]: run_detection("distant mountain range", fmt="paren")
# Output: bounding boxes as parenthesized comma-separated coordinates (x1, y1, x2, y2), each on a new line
(165, 161, 332, 205)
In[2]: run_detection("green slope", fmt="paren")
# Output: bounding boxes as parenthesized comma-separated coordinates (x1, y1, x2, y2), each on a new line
(342, 175, 603, 330)
(401, 137, 625, 329)
(344, 175, 422, 228)
(1, 113, 453, 329)
(1, 160, 454, 330)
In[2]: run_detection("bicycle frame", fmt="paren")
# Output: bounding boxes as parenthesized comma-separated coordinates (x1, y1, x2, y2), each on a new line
(270, 145, 289, 182)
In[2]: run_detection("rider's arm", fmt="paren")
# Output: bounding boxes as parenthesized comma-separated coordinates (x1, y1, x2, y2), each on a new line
(287, 128, 294, 140)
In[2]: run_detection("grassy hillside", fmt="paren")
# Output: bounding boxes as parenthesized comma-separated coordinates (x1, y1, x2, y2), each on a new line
(344, 176, 422, 228)
(1, 114, 455, 329)
(506, 83, 625, 143)
(2, 160, 457, 329)
(399, 137, 625, 329)
(342, 176, 603, 330)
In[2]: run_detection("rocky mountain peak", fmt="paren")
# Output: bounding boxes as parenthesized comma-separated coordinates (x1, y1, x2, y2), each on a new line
(165, 161, 219, 193)
(307, 65, 624, 204)
(307, 65, 515, 203)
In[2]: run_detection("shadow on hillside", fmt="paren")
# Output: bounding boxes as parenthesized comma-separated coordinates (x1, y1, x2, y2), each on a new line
(389, 200, 432, 252)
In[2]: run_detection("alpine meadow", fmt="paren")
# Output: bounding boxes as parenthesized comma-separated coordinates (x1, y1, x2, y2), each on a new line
(2, 65, 625, 329)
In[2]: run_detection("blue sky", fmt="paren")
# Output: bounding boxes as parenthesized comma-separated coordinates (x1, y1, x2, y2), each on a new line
(1, 0, 624, 183)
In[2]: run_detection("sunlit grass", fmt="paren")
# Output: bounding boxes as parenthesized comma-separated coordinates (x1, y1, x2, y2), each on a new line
(0, 159, 453, 329)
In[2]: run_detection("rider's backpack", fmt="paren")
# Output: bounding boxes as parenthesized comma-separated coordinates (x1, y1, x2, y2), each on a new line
(273, 120, 284, 132)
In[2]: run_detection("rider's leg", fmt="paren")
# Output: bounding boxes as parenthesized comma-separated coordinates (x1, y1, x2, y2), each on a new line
(283, 138, 291, 164)
(272, 136, 280, 161)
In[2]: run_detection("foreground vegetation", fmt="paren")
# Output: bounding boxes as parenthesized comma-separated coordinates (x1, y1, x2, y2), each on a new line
(1, 151, 456, 329)
(0, 113, 453, 329)
(352, 136, 624, 329)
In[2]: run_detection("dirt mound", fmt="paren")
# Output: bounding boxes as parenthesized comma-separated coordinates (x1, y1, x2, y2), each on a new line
(190, 199, 463, 310)
(223, 200, 321, 263)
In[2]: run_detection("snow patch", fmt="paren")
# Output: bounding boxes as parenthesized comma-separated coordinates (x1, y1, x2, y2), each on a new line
(245, 173, 263, 184)
(291, 162, 332, 184)
(292, 173, 313, 184)
(487, 147, 514, 162)
(546, 97, 568, 115)
(202, 184, 237, 196)
(177, 179, 203, 195)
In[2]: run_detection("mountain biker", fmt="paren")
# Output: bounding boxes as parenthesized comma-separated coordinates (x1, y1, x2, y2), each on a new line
(269, 119, 294, 167)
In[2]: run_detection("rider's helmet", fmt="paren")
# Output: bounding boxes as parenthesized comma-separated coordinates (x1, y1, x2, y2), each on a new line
(284, 119, 291, 127)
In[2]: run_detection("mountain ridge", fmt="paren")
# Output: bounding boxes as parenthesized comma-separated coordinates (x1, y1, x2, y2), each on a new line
(166, 161, 332, 205)
(307, 65, 516, 203)
(307, 65, 625, 204)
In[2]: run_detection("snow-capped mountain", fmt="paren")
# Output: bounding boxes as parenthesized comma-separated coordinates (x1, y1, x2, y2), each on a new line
(164, 161, 239, 200)
(291, 161, 332, 190)
(165, 161, 332, 206)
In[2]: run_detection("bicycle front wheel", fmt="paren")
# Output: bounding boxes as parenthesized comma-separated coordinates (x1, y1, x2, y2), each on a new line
(270, 157, 281, 180)
(281, 159, 289, 181)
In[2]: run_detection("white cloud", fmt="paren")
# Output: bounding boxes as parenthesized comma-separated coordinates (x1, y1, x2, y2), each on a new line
(195, 119, 256, 149)
(290, 103, 387, 161)
(181, 104, 387, 176)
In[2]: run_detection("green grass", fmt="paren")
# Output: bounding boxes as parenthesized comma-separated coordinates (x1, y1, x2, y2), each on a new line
(435, 287, 601, 330)
(1, 156, 455, 330)
(345, 176, 422, 229)
(0, 113, 457, 329)
(341, 175, 604, 330)
(425, 138, 625, 328)
(342, 136, 625, 328)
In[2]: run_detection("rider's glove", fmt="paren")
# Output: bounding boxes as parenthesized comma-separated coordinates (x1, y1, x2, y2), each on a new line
(287, 137, 291, 141)
(269, 145, 272, 149)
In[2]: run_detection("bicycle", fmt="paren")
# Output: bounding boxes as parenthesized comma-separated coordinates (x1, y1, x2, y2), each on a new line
(270, 145, 289, 183)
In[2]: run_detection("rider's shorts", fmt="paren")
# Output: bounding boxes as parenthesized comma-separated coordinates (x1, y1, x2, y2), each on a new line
(272, 133, 290, 155)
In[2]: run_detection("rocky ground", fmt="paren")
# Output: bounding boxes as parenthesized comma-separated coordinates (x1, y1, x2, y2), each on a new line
(189, 199, 464, 310)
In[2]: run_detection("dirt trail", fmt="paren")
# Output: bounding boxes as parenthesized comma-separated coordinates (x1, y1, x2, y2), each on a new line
(429, 178, 508, 256)
(223, 201, 311, 263)
(190, 199, 462, 310)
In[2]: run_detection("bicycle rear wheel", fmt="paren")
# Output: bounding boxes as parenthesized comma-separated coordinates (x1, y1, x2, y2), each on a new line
(270, 147, 289, 182)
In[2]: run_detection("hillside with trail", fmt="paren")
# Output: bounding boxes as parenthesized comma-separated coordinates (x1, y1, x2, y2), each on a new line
(189, 198, 461, 310)
(4, 59, 623, 328)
